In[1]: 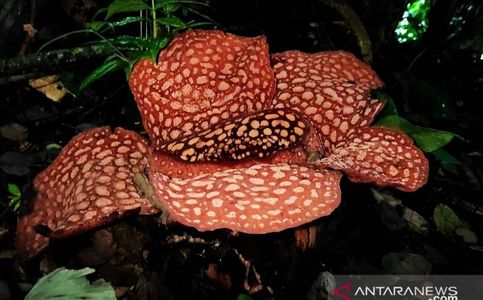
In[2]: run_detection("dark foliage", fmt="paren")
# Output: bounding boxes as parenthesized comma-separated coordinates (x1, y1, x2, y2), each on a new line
(1, 0, 482, 299)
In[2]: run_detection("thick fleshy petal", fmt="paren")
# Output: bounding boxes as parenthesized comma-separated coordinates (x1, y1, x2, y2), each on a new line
(150, 147, 309, 179)
(15, 194, 50, 260)
(129, 29, 276, 146)
(158, 108, 311, 162)
(270, 50, 385, 153)
(16, 127, 156, 259)
(149, 164, 342, 233)
(320, 126, 429, 191)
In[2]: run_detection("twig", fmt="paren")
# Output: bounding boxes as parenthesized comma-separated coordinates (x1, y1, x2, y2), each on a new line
(0, 44, 114, 79)
(406, 48, 428, 72)
(19, 0, 37, 55)
(0, 72, 45, 85)
(318, 0, 373, 63)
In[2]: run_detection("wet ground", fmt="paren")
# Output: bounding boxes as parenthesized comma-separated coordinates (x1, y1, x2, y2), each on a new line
(1, 0, 483, 299)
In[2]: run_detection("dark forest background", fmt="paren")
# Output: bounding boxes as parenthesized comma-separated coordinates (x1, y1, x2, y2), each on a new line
(0, 0, 482, 299)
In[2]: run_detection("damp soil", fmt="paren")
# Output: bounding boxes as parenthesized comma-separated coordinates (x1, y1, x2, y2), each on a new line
(1, 0, 483, 299)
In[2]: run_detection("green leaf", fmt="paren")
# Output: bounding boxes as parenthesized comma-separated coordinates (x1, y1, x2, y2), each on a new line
(186, 21, 213, 28)
(236, 294, 254, 300)
(373, 92, 398, 119)
(127, 36, 171, 73)
(106, 0, 151, 20)
(395, 0, 434, 43)
(25, 267, 116, 300)
(408, 77, 455, 120)
(109, 16, 146, 28)
(375, 115, 401, 127)
(156, 0, 211, 10)
(87, 21, 106, 31)
(6, 183, 22, 212)
(155, 0, 180, 13)
(155, 17, 187, 28)
(434, 204, 464, 236)
(376, 115, 453, 152)
(431, 149, 461, 166)
(434, 204, 478, 244)
(410, 131, 453, 153)
(147, 36, 171, 61)
(88, 17, 146, 32)
(7, 183, 21, 198)
(128, 50, 150, 73)
(104, 36, 153, 51)
(10, 197, 21, 211)
(79, 57, 126, 91)
(92, 7, 108, 20)
(455, 227, 478, 244)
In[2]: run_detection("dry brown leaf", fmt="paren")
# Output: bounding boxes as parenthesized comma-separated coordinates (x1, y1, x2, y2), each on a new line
(28, 75, 69, 102)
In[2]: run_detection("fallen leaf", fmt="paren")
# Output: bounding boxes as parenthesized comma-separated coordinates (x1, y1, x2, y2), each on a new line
(382, 252, 432, 274)
(372, 189, 429, 234)
(28, 75, 70, 102)
(0, 152, 36, 176)
(23, 23, 37, 38)
(434, 203, 478, 244)
(455, 228, 478, 244)
(0, 123, 28, 141)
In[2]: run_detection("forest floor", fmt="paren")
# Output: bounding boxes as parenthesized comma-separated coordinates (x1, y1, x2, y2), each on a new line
(1, 0, 483, 299)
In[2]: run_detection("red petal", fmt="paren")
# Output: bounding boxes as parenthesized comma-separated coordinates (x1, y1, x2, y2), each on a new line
(270, 50, 385, 153)
(320, 126, 429, 191)
(150, 147, 309, 179)
(15, 194, 50, 260)
(149, 164, 342, 233)
(16, 127, 156, 258)
(129, 30, 276, 146)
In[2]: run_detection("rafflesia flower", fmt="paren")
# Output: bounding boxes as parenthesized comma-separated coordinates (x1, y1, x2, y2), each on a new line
(270, 50, 428, 192)
(16, 30, 428, 260)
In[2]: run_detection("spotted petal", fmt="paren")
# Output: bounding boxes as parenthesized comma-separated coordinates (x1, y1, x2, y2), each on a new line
(150, 146, 309, 179)
(16, 193, 50, 260)
(158, 108, 312, 162)
(129, 29, 276, 147)
(16, 127, 157, 259)
(320, 126, 429, 191)
(149, 164, 342, 233)
(270, 50, 385, 154)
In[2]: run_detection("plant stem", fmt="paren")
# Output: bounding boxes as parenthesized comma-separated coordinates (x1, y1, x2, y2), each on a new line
(0, 44, 114, 79)
(318, 0, 373, 63)
(0, 201, 16, 219)
(36, 29, 128, 62)
(151, 0, 158, 38)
